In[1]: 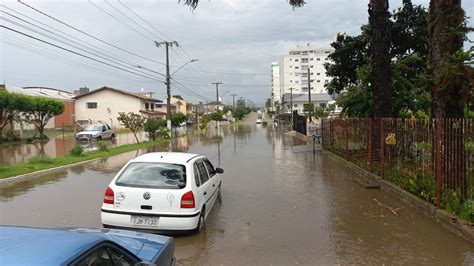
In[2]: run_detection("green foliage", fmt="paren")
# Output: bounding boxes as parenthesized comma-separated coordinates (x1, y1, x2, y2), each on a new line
(313, 104, 336, 119)
(97, 140, 108, 151)
(326, 0, 432, 117)
(209, 110, 225, 121)
(171, 112, 187, 127)
(236, 98, 246, 109)
(144, 118, 167, 140)
(232, 107, 251, 120)
(261, 121, 268, 127)
(23, 96, 64, 139)
(172, 95, 183, 100)
(117, 112, 146, 144)
(69, 145, 84, 156)
(442, 189, 472, 221)
(28, 155, 53, 164)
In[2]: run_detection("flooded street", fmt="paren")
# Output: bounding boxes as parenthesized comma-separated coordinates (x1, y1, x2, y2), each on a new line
(0, 131, 175, 165)
(1, 113, 473, 265)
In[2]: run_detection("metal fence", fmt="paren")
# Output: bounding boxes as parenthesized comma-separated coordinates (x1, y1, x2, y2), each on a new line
(292, 111, 306, 135)
(321, 118, 474, 222)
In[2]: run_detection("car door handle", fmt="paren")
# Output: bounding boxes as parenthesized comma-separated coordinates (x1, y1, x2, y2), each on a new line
(204, 192, 207, 195)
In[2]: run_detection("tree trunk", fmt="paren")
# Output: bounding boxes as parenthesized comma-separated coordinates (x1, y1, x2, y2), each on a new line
(429, 0, 465, 118)
(369, 0, 393, 118)
(429, 0, 466, 197)
(133, 131, 140, 144)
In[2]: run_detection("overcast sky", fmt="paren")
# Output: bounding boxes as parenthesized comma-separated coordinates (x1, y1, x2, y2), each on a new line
(1, 0, 472, 106)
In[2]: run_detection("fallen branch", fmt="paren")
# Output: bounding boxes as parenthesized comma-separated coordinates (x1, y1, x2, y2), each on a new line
(373, 198, 402, 216)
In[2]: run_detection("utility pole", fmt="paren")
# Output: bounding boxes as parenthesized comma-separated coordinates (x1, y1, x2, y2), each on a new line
(155, 41, 179, 130)
(212, 82, 223, 110)
(290, 87, 294, 128)
(307, 68, 312, 121)
(231, 94, 238, 110)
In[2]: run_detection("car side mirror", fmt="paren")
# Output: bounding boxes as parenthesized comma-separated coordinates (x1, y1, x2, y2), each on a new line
(215, 167, 224, 174)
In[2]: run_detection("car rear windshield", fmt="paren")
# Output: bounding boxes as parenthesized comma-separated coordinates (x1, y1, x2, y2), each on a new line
(115, 162, 186, 189)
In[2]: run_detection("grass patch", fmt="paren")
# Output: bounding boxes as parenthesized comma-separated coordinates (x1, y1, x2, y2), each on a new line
(0, 138, 168, 180)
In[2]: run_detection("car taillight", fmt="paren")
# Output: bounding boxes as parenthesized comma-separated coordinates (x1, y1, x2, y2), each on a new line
(103, 187, 114, 204)
(181, 191, 195, 208)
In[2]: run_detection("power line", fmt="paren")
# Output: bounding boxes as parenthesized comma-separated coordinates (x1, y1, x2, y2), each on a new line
(16, 0, 166, 66)
(118, 0, 173, 40)
(89, 0, 155, 42)
(1, 12, 166, 78)
(1, 25, 167, 83)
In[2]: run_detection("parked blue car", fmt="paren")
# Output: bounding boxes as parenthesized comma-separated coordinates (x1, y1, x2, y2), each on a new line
(0, 226, 175, 265)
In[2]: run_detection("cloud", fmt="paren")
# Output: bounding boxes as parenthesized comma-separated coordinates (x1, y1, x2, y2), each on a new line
(1, 0, 472, 105)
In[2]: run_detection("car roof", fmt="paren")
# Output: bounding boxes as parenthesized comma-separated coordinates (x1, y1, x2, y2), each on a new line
(0, 226, 172, 265)
(0, 226, 104, 265)
(131, 152, 202, 164)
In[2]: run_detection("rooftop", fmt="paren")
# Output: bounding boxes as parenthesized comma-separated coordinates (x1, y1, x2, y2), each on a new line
(73, 86, 162, 102)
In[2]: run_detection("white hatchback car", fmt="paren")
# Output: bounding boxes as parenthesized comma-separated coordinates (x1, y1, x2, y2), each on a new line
(101, 152, 223, 233)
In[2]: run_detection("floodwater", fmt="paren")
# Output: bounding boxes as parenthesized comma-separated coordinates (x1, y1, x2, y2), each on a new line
(1, 113, 473, 265)
(0, 129, 186, 166)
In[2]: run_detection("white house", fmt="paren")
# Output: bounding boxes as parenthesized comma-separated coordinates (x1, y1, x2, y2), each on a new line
(281, 93, 339, 115)
(272, 44, 335, 104)
(73, 86, 164, 128)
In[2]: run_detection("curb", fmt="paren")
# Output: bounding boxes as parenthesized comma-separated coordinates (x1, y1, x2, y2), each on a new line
(0, 158, 102, 187)
(321, 149, 474, 244)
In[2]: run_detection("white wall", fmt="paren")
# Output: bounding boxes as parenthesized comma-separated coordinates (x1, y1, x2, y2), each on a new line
(271, 62, 280, 106)
(278, 46, 333, 96)
(75, 90, 143, 128)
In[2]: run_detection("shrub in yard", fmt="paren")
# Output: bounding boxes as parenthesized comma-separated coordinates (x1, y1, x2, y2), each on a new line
(262, 121, 268, 126)
(69, 145, 84, 156)
(28, 155, 53, 164)
(97, 140, 108, 151)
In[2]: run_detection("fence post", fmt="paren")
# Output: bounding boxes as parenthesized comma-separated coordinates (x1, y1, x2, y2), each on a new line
(380, 118, 385, 179)
(345, 119, 349, 160)
(435, 118, 442, 208)
(368, 119, 372, 172)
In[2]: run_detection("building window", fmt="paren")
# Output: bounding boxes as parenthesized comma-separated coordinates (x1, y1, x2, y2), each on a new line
(317, 80, 321, 83)
(317, 58, 321, 61)
(302, 72, 308, 77)
(302, 58, 308, 63)
(310, 65, 314, 68)
(295, 59, 299, 62)
(311, 79, 315, 82)
(145, 103, 149, 110)
(290, 80, 293, 83)
(86, 102, 97, 109)
(295, 81, 299, 83)
(302, 51, 308, 55)
(302, 65, 308, 71)
(310, 72, 314, 75)
(295, 67, 299, 69)
(317, 73, 321, 75)
(320, 103, 327, 108)
(310, 58, 314, 61)
(290, 66, 293, 68)
(294, 104, 298, 108)
(325, 57, 329, 60)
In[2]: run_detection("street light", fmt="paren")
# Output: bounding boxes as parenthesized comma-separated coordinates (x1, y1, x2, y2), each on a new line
(171, 59, 198, 77)
(166, 59, 198, 131)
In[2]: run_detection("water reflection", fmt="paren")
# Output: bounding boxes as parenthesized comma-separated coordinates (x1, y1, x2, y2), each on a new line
(0, 132, 150, 166)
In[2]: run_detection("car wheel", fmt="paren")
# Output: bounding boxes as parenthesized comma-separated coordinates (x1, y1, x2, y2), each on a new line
(217, 185, 222, 203)
(195, 207, 205, 233)
(111, 134, 115, 139)
(96, 136, 102, 141)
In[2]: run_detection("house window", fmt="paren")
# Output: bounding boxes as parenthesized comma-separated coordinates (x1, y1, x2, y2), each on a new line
(320, 103, 327, 108)
(294, 104, 298, 108)
(87, 102, 97, 109)
(145, 103, 149, 110)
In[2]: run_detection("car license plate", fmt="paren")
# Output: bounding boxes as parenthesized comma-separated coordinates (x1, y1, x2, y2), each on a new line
(131, 216, 159, 226)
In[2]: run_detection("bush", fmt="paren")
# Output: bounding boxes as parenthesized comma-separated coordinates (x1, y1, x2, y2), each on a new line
(28, 155, 53, 164)
(69, 145, 84, 156)
(144, 118, 167, 140)
(262, 121, 268, 126)
(97, 140, 108, 151)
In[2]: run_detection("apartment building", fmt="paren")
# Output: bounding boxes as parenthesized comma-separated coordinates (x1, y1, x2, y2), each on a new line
(272, 44, 334, 107)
